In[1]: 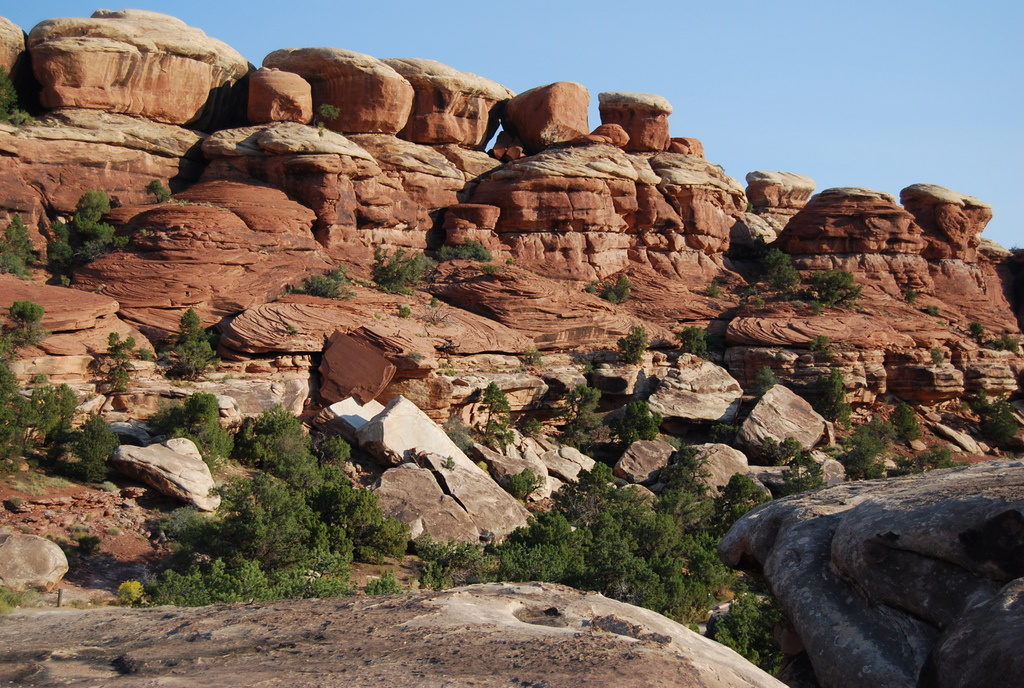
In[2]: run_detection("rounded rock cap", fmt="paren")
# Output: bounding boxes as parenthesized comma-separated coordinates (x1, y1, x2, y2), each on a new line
(598, 92, 673, 114)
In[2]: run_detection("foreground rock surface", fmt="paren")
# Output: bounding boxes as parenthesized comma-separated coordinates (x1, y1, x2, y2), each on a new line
(0, 583, 785, 688)
(720, 460, 1024, 688)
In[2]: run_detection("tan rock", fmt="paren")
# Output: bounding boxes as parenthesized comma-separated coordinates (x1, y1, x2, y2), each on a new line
(503, 82, 590, 155)
(247, 68, 313, 124)
(0, 17, 25, 74)
(695, 443, 752, 492)
(263, 47, 414, 134)
(738, 385, 828, 462)
(614, 439, 675, 484)
(314, 397, 386, 444)
(0, 534, 69, 592)
(745, 171, 816, 225)
(471, 442, 551, 501)
(598, 91, 673, 152)
(538, 445, 596, 482)
(355, 395, 470, 467)
(110, 439, 220, 511)
(382, 58, 512, 147)
(372, 463, 480, 542)
(647, 356, 743, 427)
(28, 10, 248, 126)
(900, 183, 992, 261)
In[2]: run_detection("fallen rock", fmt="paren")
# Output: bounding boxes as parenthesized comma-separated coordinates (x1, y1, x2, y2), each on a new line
(372, 463, 481, 542)
(932, 422, 984, 455)
(28, 10, 248, 128)
(695, 443, 751, 492)
(381, 58, 512, 147)
(355, 395, 467, 467)
(0, 534, 69, 592)
(598, 91, 673, 152)
(647, 356, 743, 427)
(503, 81, 590, 155)
(318, 330, 397, 405)
(263, 47, 414, 134)
(537, 445, 596, 483)
(614, 439, 674, 484)
(247, 67, 313, 124)
(0, 583, 787, 687)
(737, 384, 827, 462)
(314, 397, 386, 443)
(110, 438, 219, 511)
(720, 459, 1024, 688)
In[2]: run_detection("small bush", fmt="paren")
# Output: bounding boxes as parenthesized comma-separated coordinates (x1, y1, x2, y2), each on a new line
(842, 418, 895, 480)
(925, 304, 940, 317)
(504, 468, 543, 501)
(520, 347, 543, 367)
(317, 435, 352, 466)
(968, 321, 986, 343)
(415, 535, 495, 590)
(891, 445, 962, 476)
(146, 179, 171, 203)
(758, 248, 800, 292)
(76, 534, 103, 557)
(443, 417, 475, 454)
(904, 288, 918, 305)
(0, 215, 34, 278)
(366, 570, 402, 595)
(813, 368, 850, 427)
(0, 67, 30, 125)
(759, 436, 803, 467)
(806, 269, 862, 308)
(930, 347, 945, 365)
(59, 414, 118, 483)
(751, 367, 779, 399)
(617, 325, 648, 365)
(707, 591, 786, 674)
(706, 281, 722, 298)
(168, 308, 219, 380)
(149, 392, 233, 468)
(609, 400, 662, 446)
(296, 267, 355, 300)
(476, 382, 514, 451)
(809, 335, 834, 354)
(990, 334, 1020, 353)
(438, 239, 492, 262)
(397, 304, 412, 318)
(588, 275, 631, 304)
(5, 300, 48, 349)
(520, 418, 544, 437)
(971, 392, 1019, 446)
(479, 263, 503, 275)
(777, 450, 825, 496)
(372, 248, 435, 294)
(558, 384, 601, 450)
(890, 401, 920, 442)
(677, 326, 709, 358)
(117, 580, 146, 606)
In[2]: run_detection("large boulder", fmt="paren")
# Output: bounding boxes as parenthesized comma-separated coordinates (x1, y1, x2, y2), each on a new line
(503, 81, 590, 155)
(613, 438, 674, 484)
(0, 17, 25, 75)
(247, 68, 313, 124)
(719, 459, 1024, 688)
(372, 463, 481, 542)
(598, 91, 673, 152)
(900, 183, 992, 261)
(744, 171, 815, 226)
(28, 10, 248, 128)
(262, 47, 414, 134)
(694, 443, 751, 492)
(110, 438, 219, 511)
(737, 384, 828, 462)
(318, 330, 397, 405)
(0, 583, 787, 687)
(647, 356, 743, 427)
(381, 58, 512, 148)
(0, 533, 69, 592)
(355, 395, 472, 467)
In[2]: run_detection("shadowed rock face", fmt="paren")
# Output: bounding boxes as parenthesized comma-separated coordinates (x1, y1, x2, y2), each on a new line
(0, 583, 786, 688)
(720, 460, 1024, 688)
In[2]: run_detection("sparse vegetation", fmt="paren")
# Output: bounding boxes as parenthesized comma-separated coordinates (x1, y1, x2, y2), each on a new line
(809, 335, 834, 354)
(0, 215, 35, 278)
(520, 347, 543, 367)
(5, 300, 48, 350)
(617, 325, 648, 365)
(371, 248, 435, 295)
(930, 346, 945, 365)
(706, 280, 722, 298)
(296, 267, 355, 300)
(891, 445, 962, 476)
(806, 269, 862, 308)
(751, 367, 779, 399)
(437, 239, 492, 262)
(904, 288, 918, 305)
(968, 321, 986, 343)
(168, 308, 219, 380)
(677, 326, 709, 358)
(0, 66, 30, 125)
(990, 333, 1020, 353)
(925, 304, 940, 317)
(146, 179, 172, 203)
(587, 275, 631, 304)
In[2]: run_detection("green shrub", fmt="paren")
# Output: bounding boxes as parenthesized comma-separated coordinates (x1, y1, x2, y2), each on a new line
(5, 300, 48, 350)
(925, 304, 940, 317)
(617, 325, 649, 365)
(47, 190, 127, 274)
(809, 335, 834, 354)
(145, 179, 171, 203)
(75, 534, 103, 557)
(372, 248, 435, 294)
(890, 401, 920, 442)
(0, 67, 29, 124)
(296, 267, 355, 300)
(806, 269, 862, 307)
(168, 308, 219, 380)
(415, 534, 495, 590)
(705, 281, 722, 298)
(777, 450, 825, 496)
(968, 321, 986, 343)
(676, 326, 709, 358)
(397, 304, 412, 318)
(149, 392, 233, 468)
(609, 400, 662, 446)
(504, 468, 543, 501)
(366, 570, 402, 595)
(971, 392, 1019, 446)
(813, 368, 850, 427)
(751, 367, 779, 399)
(0, 215, 34, 278)
(758, 247, 800, 293)
(437, 239, 492, 262)
(587, 275, 632, 304)
(59, 414, 118, 483)
(316, 435, 352, 465)
(116, 580, 146, 606)
(558, 384, 601, 450)
(990, 333, 1021, 353)
(100, 332, 142, 393)
(443, 416, 475, 454)
(904, 288, 918, 305)
(479, 263, 503, 275)
(759, 436, 803, 467)
(520, 347, 543, 367)
(710, 474, 770, 537)
(891, 445, 962, 476)
(930, 347, 945, 365)
(707, 591, 786, 674)
(841, 418, 895, 480)
(234, 405, 320, 490)
(520, 417, 544, 437)
(476, 382, 514, 451)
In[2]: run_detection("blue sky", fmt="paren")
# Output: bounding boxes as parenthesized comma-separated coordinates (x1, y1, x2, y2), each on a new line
(6, 1, 1021, 249)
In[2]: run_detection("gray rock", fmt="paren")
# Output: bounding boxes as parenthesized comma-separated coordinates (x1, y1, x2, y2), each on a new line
(538, 446, 596, 482)
(695, 443, 750, 492)
(110, 439, 219, 511)
(648, 356, 742, 427)
(356, 395, 469, 467)
(0, 533, 69, 592)
(932, 422, 983, 454)
(737, 385, 826, 462)
(613, 439, 674, 484)
(720, 460, 1024, 688)
(372, 463, 480, 542)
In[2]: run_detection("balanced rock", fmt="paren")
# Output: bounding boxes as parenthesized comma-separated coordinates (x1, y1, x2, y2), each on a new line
(720, 459, 1024, 688)
(111, 438, 220, 511)
(647, 356, 743, 428)
(900, 183, 992, 261)
(745, 171, 816, 225)
(247, 68, 313, 124)
(28, 10, 248, 127)
(314, 396, 386, 444)
(779, 187, 925, 255)
(598, 91, 673, 152)
(355, 395, 467, 467)
(381, 58, 512, 148)
(738, 384, 827, 462)
(0, 533, 69, 592)
(503, 81, 590, 155)
(263, 47, 414, 134)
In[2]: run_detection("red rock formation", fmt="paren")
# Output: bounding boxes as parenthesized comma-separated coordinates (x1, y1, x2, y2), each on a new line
(900, 183, 991, 261)
(745, 171, 815, 226)
(598, 92, 672, 152)
(503, 82, 590, 155)
(381, 58, 512, 148)
(667, 137, 704, 158)
(319, 330, 396, 404)
(247, 68, 313, 124)
(27, 10, 248, 128)
(779, 187, 925, 255)
(263, 47, 414, 135)
(71, 180, 332, 338)
(0, 17, 24, 75)
(0, 109, 206, 247)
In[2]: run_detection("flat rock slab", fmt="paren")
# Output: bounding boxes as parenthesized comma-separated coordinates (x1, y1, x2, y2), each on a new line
(0, 583, 786, 688)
